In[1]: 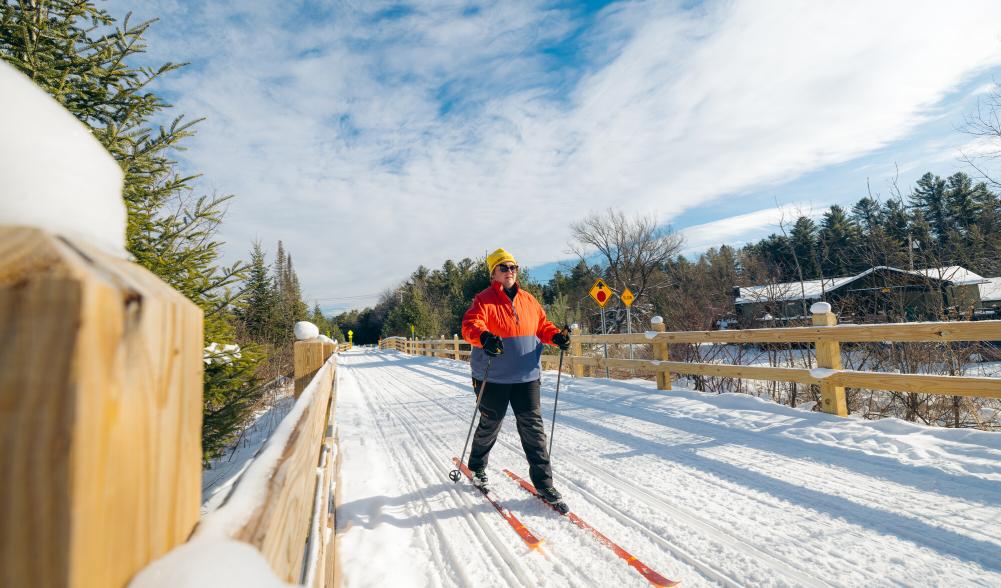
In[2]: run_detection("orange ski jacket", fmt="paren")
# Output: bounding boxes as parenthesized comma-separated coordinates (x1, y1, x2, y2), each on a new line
(462, 281, 562, 383)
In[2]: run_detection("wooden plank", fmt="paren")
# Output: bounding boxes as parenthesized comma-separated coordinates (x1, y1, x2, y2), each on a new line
(235, 357, 335, 582)
(650, 318, 670, 390)
(813, 309, 847, 416)
(570, 355, 1001, 398)
(295, 340, 327, 397)
(829, 372, 1001, 398)
(0, 227, 202, 588)
(574, 320, 1001, 345)
(311, 381, 338, 588)
(570, 325, 584, 378)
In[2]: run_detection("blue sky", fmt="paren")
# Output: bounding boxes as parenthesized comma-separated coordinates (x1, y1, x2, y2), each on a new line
(102, 0, 1001, 312)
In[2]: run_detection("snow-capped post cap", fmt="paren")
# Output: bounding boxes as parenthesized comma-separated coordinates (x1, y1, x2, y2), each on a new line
(318, 335, 334, 344)
(650, 316, 664, 325)
(293, 321, 320, 341)
(810, 302, 832, 315)
(570, 323, 579, 331)
(0, 60, 126, 258)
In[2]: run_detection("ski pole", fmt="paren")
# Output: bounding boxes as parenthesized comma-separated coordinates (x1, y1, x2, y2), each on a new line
(449, 357, 492, 482)
(548, 326, 570, 458)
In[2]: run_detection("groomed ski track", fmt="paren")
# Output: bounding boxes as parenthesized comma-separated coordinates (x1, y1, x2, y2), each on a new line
(335, 349, 1001, 587)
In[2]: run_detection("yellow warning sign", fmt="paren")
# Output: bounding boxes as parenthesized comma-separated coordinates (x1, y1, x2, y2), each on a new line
(589, 278, 613, 308)
(620, 287, 635, 307)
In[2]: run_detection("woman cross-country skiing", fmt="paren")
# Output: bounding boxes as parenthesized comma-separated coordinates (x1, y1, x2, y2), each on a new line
(461, 247, 571, 513)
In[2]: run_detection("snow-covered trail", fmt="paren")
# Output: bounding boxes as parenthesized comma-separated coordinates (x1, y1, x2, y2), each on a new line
(335, 349, 1001, 587)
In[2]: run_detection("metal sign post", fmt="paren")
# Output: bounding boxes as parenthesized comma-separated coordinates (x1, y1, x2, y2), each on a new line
(626, 305, 632, 359)
(600, 306, 609, 378)
(621, 287, 635, 360)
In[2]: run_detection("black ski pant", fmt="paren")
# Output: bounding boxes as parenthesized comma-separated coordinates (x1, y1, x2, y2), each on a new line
(467, 378, 553, 489)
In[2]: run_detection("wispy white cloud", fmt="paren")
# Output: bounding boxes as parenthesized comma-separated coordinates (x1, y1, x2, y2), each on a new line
(679, 203, 821, 256)
(104, 0, 1001, 310)
(972, 81, 998, 96)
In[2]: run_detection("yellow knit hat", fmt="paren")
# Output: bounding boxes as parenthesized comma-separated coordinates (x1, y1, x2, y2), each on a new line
(487, 248, 518, 274)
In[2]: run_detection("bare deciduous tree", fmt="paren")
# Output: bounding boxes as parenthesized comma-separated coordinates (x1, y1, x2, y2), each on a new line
(568, 208, 683, 330)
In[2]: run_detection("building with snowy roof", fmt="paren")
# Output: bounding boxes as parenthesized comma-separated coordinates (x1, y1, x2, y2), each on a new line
(734, 265, 989, 324)
(976, 276, 1001, 317)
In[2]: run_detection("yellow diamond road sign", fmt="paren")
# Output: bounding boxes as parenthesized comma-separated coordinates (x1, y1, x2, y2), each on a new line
(620, 287, 635, 307)
(589, 278, 613, 308)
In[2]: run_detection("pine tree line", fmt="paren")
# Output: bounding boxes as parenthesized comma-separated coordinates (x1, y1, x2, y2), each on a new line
(235, 240, 340, 368)
(744, 171, 1001, 283)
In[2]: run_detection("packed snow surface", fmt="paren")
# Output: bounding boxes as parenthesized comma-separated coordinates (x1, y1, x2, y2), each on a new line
(0, 61, 125, 257)
(337, 349, 1001, 587)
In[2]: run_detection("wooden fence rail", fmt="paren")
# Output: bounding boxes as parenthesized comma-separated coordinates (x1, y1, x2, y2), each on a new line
(1, 228, 203, 588)
(378, 302, 1001, 416)
(131, 339, 341, 587)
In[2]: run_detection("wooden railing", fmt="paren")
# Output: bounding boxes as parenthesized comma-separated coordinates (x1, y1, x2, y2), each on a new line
(1, 228, 204, 588)
(379, 302, 1001, 416)
(132, 338, 341, 587)
(1, 227, 342, 587)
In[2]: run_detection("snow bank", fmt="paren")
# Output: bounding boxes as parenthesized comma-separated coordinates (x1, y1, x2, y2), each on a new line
(129, 539, 290, 588)
(0, 61, 126, 257)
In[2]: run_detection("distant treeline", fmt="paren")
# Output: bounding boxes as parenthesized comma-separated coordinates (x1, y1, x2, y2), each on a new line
(333, 170, 1001, 344)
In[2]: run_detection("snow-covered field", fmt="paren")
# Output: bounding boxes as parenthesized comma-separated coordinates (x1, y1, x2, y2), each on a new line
(335, 349, 1001, 587)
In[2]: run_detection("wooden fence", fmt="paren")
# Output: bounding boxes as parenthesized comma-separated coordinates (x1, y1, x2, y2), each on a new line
(379, 302, 1001, 416)
(0, 227, 341, 587)
(130, 338, 341, 587)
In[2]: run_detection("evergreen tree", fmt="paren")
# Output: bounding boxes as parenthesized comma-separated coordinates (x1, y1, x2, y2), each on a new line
(2, 1, 259, 461)
(851, 197, 884, 232)
(789, 216, 820, 279)
(910, 173, 950, 244)
(944, 172, 990, 242)
(238, 241, 275, 341)
(310, 303, 331, 336)
(882, 198, 911, 246)
(819, 205, 859, 276)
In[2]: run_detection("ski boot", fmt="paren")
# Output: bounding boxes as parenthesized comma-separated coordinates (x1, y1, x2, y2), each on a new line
(471, 467, 490, 492)
(538, 486, 569, 514)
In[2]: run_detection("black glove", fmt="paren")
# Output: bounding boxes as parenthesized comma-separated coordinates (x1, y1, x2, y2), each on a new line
(551, 332, 571, 351)
(480, 331, 504, 356)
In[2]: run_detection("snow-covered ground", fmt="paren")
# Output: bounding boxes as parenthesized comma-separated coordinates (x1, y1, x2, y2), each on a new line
(201, 380, 295, 514)
(335, 348, 1001, 587)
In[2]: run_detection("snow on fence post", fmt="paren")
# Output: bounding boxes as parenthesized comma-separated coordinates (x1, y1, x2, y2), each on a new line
(454, 334, 461, 360)
(0, 64, 202, 588)
(294, 321, 326, 398)
(650, 316, 672, 390)
(811, 303, 848, 416)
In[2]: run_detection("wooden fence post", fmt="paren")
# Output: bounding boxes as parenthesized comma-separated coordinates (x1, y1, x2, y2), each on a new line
(651, 316, 671, 390)
(571, 324, 583, 377)
(0, 228, 203, 588)
(453, 334, 461, 360)
(295, 338, 327, 398)
(812, 302, 848, 416)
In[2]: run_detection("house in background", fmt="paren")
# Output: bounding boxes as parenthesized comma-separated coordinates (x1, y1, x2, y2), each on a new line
(976, 276, 1001, 318)
(734, 266, 989, 325)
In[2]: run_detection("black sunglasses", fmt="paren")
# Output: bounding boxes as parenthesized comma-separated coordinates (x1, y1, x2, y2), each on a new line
(497, 264, 519, 273)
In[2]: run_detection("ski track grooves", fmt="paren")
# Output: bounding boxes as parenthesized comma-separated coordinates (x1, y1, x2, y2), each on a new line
(348, 365, 528, 586)
(362, 363, 590, 586)
(348, 360, 553, 587)
(363, 353, 834, 587)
